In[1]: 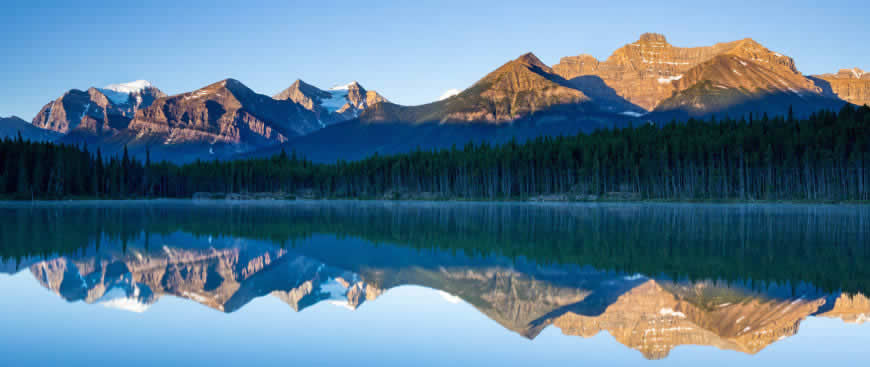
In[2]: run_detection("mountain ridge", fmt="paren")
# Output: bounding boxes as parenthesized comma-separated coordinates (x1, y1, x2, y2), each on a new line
(7, 34, 866, 163)
(0, 116, 61, 141)
(360, 52, 591, 124)
(107, 78, 324, 162)
(552, 33, 849, 119)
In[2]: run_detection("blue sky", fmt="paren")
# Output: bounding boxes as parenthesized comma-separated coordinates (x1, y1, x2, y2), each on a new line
(1, 0, 868, 119)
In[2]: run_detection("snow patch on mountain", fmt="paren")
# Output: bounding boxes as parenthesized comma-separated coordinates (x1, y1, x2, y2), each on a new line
(319, 277, 368, 310)
(100, 295, 151, 313)
(100, 80, 153, 105)
(620, 111, 645, 118)
(657, 75, 683, 84)
(320, 278, 351, 300)
(321, 90, 350, 113)
(659, 308, 687, 318)
(98, 284, 151, 313)
(439, 89, 462, 101)
(438, 290, 463, 304)
(104, 80, 152, 93)
(328, 82, 357, 91)
(314, 82, 361, 113)
(623, 273, 646, 280)
(80, 103, 90, 121)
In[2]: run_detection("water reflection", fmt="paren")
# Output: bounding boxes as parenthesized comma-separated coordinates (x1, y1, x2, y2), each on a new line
(1, 201, 868, 360)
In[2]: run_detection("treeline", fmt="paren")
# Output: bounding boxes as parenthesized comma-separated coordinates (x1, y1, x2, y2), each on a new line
(0, 138, 136, 199)
(2, 104, 870, 200)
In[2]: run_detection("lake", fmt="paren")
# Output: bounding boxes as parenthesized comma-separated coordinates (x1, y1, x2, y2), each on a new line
(1, 200, 868, 366)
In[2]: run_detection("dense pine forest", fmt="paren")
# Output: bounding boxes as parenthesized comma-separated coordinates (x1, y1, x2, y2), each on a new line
(2, 105, 869, 201)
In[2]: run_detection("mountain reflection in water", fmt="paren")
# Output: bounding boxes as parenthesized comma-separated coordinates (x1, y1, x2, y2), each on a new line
(1, 201, 868, 360)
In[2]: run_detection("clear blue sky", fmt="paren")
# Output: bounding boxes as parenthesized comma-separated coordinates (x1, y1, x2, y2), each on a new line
(1, 0, 867, 120)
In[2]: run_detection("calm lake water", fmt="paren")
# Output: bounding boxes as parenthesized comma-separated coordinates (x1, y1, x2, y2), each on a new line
(1, 200, 868, 366)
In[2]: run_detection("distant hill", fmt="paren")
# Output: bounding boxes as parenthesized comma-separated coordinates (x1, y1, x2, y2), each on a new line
(0, 116, 60, 142)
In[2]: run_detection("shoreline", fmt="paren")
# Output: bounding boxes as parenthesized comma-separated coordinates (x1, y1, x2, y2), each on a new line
(0, 196, 867, 206)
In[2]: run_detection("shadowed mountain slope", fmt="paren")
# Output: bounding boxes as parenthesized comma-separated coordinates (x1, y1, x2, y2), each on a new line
(0, 116, 60, 142)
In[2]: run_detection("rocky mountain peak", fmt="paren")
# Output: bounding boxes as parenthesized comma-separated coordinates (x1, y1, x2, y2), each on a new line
(290, 79, 316, 90)
(274, 80, 388, 126)
(836, 67, 867, 79)
(274, 79, 329, 109)
(812, 68, 870, 106)
(512, 52, 550, 71)
(103, 80, 153, 93)
(219, 78, 254, 96)
(95, 80, 166, 118)
(553, 54, 601, 77)
(723, 38, 799, 74)
(735, 37, 761, 47)
(481, 52, 556, 84)
(31, 88, 130, 134)
(331, 81, 362, 91)
(638, 32, 668, 44)
(180, 78, 256, 103)
(85, 87, 112, 106)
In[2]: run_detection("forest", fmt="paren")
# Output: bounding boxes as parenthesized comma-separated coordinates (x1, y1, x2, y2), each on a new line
(1, 104, 869, 201)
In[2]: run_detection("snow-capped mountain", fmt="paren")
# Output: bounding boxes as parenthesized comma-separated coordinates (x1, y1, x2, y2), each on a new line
(31, 80, 166, 135)
(322, 82, 363, 113)
(98, 80, 166, 116)
(100, 80, 154, 104)
(274, 80, 388, 126)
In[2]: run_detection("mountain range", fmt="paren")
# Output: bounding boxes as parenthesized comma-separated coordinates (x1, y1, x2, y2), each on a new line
(1, 33, 865, 163)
